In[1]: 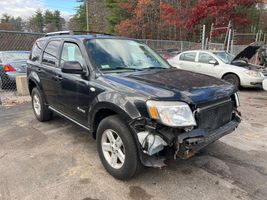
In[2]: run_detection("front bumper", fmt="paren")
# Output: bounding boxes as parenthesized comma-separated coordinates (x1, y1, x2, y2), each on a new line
(132, 110, 241, 167)
(263, 79, 267, 91)
(241, 76, 264, 88)
(175, 114, 241, 159)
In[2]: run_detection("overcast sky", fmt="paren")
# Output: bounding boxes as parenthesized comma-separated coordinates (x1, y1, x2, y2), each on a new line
(0, 0, 78, 19)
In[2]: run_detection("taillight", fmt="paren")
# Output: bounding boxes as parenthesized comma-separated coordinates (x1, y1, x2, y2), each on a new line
(3, 64, 16, 72)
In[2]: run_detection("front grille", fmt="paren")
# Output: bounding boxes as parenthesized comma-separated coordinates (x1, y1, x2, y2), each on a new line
(195, 100, 233, 131)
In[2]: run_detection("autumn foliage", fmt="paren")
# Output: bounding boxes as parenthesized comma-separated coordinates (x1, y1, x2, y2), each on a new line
(114, 0, 258, 40)
(185, 0, 256, 31)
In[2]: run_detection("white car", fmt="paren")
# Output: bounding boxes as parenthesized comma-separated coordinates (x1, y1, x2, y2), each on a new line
(168, 47, 267, 89)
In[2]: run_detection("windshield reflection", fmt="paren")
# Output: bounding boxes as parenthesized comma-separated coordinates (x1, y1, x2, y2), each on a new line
(86, 39, 170, 72)
(213, 52, 235, 64)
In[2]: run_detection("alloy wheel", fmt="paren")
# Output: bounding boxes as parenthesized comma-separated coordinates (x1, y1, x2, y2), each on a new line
(101, 129, 125, 169)
(33, 94, 41, 116)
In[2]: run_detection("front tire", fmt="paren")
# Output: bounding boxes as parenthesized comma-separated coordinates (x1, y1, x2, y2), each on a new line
(31, 87, 52, 122)
(96, 115, 141, 180)
(223, 74, 240, 89)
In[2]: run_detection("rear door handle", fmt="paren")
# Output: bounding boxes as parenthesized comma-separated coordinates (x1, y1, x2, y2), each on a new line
(56, 75, 63, 81)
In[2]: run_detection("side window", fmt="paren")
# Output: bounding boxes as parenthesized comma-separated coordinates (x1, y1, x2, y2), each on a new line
(30, 40, 46, 62)
(180, 52, 196, 62)
(199, 53, 216, 64)
(42, 40, 61, 67)
(60, 42, 85, 66)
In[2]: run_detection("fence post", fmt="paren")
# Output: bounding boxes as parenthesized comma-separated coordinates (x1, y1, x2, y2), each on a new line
(226, 29, 232, 53)
(230, 40, 234, 54)
(201, 25, 206, 50)
(255, 32, 259, 42)
(205, 37, 209, 50)
(259, 30, 262, 42)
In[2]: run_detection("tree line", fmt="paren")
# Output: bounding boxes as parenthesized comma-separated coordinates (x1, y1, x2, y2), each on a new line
(69, 0, 267, 42)
(0, 10, 65, 33)
(0, 0, 266, 43)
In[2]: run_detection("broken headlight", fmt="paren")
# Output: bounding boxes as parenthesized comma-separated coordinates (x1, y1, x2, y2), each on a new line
(146, 100, 196, 127)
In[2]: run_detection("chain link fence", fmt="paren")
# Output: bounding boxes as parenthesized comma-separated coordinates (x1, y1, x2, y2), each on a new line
(139, 39, 202, 52)
(0, 31, 44, 106)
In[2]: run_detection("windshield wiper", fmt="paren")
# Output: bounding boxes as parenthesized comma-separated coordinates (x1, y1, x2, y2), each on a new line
(143, 66, 168, 70)
(100, 67, 143, 71)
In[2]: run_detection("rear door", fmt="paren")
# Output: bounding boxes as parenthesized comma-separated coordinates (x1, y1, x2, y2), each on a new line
(178, 52, 197, 72)
(39, 40, 62, 108)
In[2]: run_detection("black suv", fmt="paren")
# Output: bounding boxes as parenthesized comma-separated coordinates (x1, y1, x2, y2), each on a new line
(27, 32, 241, 180)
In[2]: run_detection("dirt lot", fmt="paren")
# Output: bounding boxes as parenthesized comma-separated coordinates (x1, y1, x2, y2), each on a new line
(0, 90, 267, 200)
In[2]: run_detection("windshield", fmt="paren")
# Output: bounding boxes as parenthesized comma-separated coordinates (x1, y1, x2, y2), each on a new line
(213, 52, 235, 64)
(1, 52, 30, 63)
(86, 39, 170, 72)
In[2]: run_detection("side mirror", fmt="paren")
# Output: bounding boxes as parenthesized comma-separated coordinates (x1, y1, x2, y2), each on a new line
(62, 61, 85, 74)
(209, 60, 219, 65)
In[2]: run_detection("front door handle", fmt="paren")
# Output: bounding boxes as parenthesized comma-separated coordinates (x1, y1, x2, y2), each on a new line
(37, 68, 43, 73)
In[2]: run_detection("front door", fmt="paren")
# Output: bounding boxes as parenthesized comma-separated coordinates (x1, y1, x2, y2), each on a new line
(57, 42, 93, 126)
(197, 52, 219, 77)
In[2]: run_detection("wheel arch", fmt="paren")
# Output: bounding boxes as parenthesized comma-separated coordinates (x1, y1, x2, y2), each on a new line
(89, 102, 139, 137)
(28, 79, 37, 95)
(221, 72, 240, 80)
(28, 76, 47, 104)
(221, 72, 241, 84)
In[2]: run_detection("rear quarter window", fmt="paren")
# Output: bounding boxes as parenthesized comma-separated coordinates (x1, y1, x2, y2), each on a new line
(30, 40, 46, 62)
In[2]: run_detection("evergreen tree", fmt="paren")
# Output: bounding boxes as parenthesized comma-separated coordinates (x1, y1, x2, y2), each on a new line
(106, 0, 131, 33)
(33, 10, 44, 32)
(68, 0, 87, 31)
(0, 14, 24, 31)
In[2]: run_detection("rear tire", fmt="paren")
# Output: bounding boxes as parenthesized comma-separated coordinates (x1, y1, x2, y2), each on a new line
(96, 115, 141, 180)
(31, 87, 52, 122)
(223, 74, 240, 89)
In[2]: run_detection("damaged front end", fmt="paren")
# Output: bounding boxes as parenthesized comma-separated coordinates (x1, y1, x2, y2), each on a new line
(130, 98, 241, 168)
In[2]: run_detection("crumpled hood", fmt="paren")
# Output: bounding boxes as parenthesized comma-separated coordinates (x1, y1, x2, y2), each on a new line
(233, 42, 262, 61)
(102, 69, 236, 105)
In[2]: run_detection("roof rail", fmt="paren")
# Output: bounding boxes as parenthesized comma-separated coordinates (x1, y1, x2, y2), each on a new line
(45, 30, 115, 37)
(72, 31, 115, 36)
(45, 31, 73, 37)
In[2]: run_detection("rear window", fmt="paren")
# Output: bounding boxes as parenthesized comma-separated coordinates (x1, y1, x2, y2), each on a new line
(180, 52, 196, 62)
(42, 40, 61, 67)
(30, 40, 46, 62)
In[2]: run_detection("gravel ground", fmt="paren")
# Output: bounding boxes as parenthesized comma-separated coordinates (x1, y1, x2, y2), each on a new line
(0, 90, 267, 200)
(0, 91, 30, 107)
